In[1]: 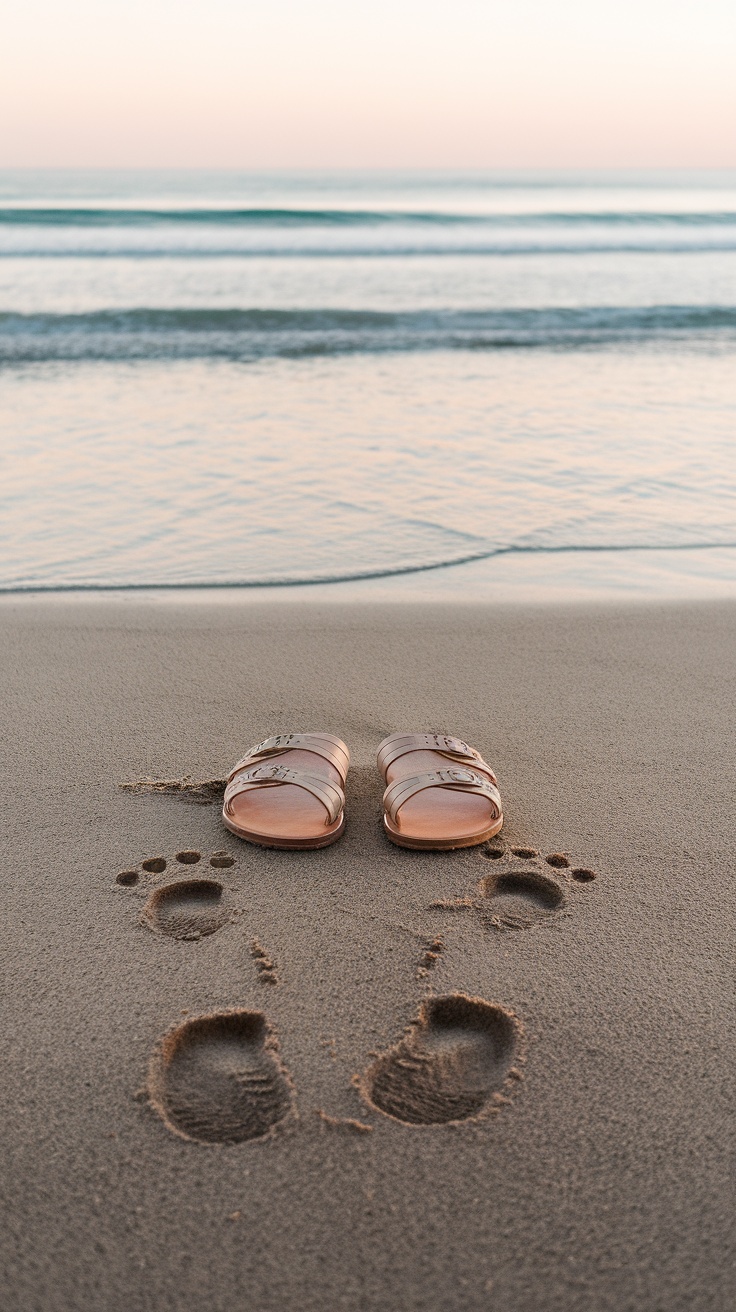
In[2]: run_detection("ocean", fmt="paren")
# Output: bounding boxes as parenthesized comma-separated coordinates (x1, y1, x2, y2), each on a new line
(2, 168, 735, 597)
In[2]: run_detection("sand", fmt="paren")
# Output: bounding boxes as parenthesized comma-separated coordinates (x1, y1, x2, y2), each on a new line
(1, 596, 734, 1311)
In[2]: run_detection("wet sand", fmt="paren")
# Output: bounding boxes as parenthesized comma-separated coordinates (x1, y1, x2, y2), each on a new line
(1, 596, 734, 1311)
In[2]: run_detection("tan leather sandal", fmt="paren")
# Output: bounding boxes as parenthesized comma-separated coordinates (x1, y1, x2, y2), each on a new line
(222, 734, 349, 849)
(377, 733, 502, 850)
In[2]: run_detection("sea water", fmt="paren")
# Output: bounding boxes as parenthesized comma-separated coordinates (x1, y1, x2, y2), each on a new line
(1, 169, 735, 597)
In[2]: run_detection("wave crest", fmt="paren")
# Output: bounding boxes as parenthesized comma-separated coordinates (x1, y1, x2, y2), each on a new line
(1, 305, 735, 361)
(3, 206, 736, 228)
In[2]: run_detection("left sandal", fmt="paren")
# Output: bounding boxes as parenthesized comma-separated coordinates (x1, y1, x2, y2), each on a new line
(377, 733, 502, 850)
(222, 734, 349, 849)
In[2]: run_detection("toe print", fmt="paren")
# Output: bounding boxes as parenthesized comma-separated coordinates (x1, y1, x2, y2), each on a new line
(209, 852, 235, 869)
(115, 848, 236, 885)
(116, 869, 140, 887)
(360, 994, 522, 1126)
(175, 849, 201, 865)
(148, 1010, 295, 1144)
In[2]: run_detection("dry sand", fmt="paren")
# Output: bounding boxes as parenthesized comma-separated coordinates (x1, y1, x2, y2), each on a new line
(1, 596, 734, 1311)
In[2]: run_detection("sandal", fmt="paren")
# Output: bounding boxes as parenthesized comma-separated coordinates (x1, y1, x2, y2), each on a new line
(377, 733, 502, 850)
(223, 734, 349, 849)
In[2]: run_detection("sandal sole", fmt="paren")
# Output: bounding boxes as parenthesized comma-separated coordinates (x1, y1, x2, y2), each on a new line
(222, 812, 345, 850)
(382, 813, 503, 851)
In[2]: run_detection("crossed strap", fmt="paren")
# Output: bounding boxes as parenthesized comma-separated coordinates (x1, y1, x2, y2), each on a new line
(228, 733, 350, 785)
(383, 767, 502, 827)
(224, 763, 345, 828)
(377, 732, 496, 781)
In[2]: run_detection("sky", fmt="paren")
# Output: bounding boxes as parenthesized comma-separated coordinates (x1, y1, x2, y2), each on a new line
(0, 0, 734, 169)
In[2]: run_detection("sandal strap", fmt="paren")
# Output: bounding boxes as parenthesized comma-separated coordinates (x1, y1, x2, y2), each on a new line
(377, 733, 495, 780)
(383, 768, 502, 827)
(224, 764, 345, 827)
(228, 734, 349, 784)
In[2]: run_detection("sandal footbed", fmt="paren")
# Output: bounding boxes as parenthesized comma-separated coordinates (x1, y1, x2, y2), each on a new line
(224, 748, 345, 848)
(382, 745, 501, 848)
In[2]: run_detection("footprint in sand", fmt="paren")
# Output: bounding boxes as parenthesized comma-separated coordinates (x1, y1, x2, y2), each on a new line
(433, 844, 597, 932)
(359, 993, 523, 1126)
(116, 849, 237, 941)
(118, 840, 589, 1142)
(148, 1010, 295, 1143)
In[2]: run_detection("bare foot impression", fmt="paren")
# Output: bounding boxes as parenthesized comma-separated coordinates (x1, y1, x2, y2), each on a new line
(433, 844, 597, 932)
(116, 850, 237, 941)
(359, 994, 523, 1126)
(148, 1010, 295, 1143)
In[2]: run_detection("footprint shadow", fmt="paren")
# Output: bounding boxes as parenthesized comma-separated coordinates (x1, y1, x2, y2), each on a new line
(148, 1010, 295, 1144)
(359, 993, 523, 1126)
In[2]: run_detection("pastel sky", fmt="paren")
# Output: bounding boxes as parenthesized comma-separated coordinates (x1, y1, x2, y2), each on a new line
(1, 0, 734, 168)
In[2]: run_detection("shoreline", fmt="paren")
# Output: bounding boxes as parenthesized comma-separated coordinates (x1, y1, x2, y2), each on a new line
(3, 538, 736, 608)
(1, 595, 734, 1311)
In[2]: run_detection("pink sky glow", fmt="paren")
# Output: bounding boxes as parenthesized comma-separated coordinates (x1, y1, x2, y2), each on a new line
(1, 0, 734, 168)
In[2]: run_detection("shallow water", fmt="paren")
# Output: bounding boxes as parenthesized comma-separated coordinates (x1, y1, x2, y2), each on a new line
(1, 170, 735, 595)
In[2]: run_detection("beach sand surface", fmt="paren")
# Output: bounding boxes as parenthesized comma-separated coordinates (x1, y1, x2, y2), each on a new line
(1, 597, 734, 1311)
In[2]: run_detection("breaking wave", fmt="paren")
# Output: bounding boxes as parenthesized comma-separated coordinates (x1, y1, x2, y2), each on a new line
(2, 305, 736, 361)
(2, 206, 736, 227)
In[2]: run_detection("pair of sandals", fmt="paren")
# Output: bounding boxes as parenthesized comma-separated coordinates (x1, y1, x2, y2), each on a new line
(222, 732, 502, 851)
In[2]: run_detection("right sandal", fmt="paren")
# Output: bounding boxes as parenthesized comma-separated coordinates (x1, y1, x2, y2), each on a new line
(377, 733, 502, 850)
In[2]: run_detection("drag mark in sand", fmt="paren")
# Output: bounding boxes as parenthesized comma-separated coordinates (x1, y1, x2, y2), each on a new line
(359, 994, 522, 1126)
(148, 1010, 296, 1143)
(119, 776, 226, 805)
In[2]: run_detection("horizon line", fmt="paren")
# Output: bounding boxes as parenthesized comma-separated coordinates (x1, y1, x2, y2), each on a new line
(2, 163, 736, 174)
